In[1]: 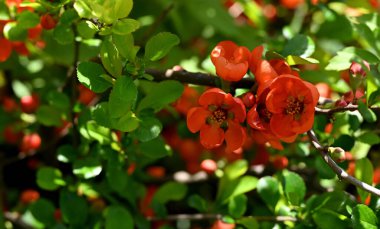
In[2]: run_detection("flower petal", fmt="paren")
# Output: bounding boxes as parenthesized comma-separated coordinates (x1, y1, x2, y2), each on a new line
(187, 107, 210, 133)
(225, 121, 246, 152)
(200, 125, 224, 149)
(270, 114, 297, 138)
(198, 88, 226, 107)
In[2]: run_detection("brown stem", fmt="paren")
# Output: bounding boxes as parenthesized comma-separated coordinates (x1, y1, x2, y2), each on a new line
(307, 129, 380, 197)
(147, 213, 297, 222)
(145, 69, 255, 89)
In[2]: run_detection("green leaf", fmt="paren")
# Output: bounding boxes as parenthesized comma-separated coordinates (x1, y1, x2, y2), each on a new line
(237, 217, 259, 229)
(133, 116, 162, 142)
(111, 111, 140, 132)
(315, 156, 336, 179)
(282, 34, 315, 57)
(108, 75, 137, 118)
(351, 204, 378, 229)
(224, 160, 248, 180)
(3, 22, 27, 41)
(228, 194, 247, 218)
(84, 120, 112, 144)
(153, 182, 187, 204)
(105, 206, 134, 229)
(73, 158, 102, 179)
(358, 132, 380, 145)
(60, 190, 88, 225)
(326, 47, 380, 71)
(53, 25, 74, 45)
(286, 55, 319, 65)
(112, 34, 138, 61)
(77, 20, 98, 39)
(100, 39, 123, 77)
(29, 199, 56, 227)
(355, 158, 373, 202)
(145, 32, 180, 61)
(36, 167, 66, 191)
(46, 91, 70, 112)
(77, 62, 113, 93)
(312, 208, 349, 229)
(59, 9, 79, 25)
(138, 80, 184, 112)
(139, 137, 171, 159)
(112, 18, 140, 35)
(17, 11, 40, 29)
(107, 166, 127, 193)
(57, 145, 77, 163)
(187, 194, 207, 213)
(218, 176, 258, 204)
(36, 106, 63, 126)
(358, 100, 377, 123)
(281, 170, 306, 205)
(257, 176, 280, 210)
(92, 102, 112, 127)
(317, 14, 353, 41)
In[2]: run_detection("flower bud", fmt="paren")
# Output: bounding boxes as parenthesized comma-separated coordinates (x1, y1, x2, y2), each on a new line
(328, 147, 346, 162)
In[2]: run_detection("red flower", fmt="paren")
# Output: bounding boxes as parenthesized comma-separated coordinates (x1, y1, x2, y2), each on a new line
(0, 38, 12, 62)
(187, 88, 246, 152)
(211, 41, 251, 81)
(266, 75, 319, 138)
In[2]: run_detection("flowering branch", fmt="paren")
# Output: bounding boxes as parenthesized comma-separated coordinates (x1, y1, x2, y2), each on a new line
(307, 129, 380, 197)
(147, 214, 297, 222)
(145, 69, 255, 89)
(315, 104, 380, 116)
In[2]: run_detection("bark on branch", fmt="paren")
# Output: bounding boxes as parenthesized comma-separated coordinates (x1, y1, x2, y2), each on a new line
(307, 129, 380, 197)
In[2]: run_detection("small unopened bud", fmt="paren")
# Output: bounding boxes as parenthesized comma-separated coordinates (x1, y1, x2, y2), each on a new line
(349, 61, 370, 78)
(328, 147, 346, 162)
(241, 92, 256, 108)
(335, 99, 348, 107)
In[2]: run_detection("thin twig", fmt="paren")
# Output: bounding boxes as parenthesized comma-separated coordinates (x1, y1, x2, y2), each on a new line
(307, 129, 380, 197)
(147, 213, 297, 222)
(145, 69, 255, 89)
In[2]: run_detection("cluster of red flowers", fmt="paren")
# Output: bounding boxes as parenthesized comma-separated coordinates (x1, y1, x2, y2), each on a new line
(0, 0, 57, 62)
(187, 40, 319, 151)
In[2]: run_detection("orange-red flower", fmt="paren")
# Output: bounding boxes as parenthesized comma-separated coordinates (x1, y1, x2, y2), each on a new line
(211, 41, 251, 81)
(266, 75, 319, 138)
(187, 88, 246, 152)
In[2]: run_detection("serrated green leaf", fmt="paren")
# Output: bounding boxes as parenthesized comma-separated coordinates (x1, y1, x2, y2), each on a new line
(112, 18, 139, 35)
(145, 32, 180, 61)
(138, 80, 183, 112)
(77, 62, 113, 93)
(105, 206, 134, 229)
(112, 33, 138, 61)
(108, 76, 137, 118)
(100, 39, 123, 77)
(37, 167, 66, 191)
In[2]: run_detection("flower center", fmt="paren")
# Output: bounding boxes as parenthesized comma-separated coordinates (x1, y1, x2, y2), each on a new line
(258, 104, 272, 123)
(285, 96, 304, 119)
(211, 108, 228, 124)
